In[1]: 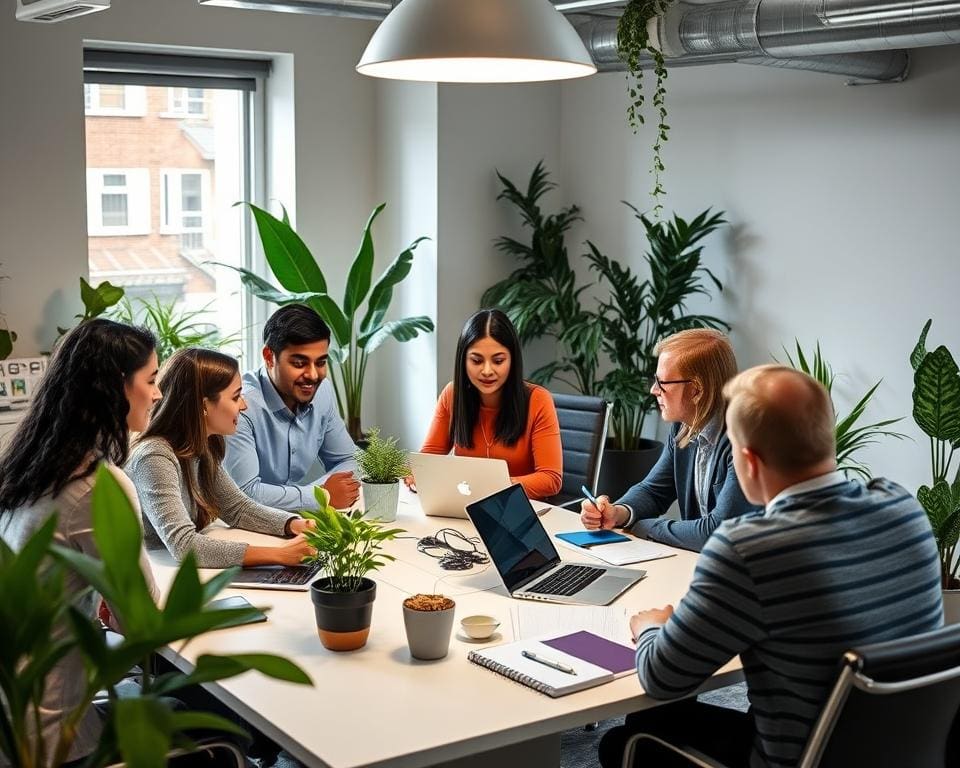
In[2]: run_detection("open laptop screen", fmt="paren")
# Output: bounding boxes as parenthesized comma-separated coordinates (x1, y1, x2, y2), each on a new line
(466, 484, 561, 593)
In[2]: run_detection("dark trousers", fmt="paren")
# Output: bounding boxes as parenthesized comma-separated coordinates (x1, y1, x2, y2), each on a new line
(599, 698, 755, 768)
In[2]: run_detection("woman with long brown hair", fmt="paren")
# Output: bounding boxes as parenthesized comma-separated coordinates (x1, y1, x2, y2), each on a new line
(126, 348, 314, 568)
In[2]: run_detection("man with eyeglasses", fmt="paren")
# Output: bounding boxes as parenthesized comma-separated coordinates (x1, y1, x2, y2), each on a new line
(580, 329, 758, 551)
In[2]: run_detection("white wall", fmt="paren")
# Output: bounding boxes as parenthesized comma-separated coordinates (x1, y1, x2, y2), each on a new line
(435, 83, 562, 417)
(560, 47, 960, 494)
(0, 0, 378, 355)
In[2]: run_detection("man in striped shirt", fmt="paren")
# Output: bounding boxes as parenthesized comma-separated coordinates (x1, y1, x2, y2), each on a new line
(599, 365, 942, 768)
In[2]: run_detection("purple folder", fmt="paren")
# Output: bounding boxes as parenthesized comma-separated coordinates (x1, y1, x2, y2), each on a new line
(542, 630, 636, 674)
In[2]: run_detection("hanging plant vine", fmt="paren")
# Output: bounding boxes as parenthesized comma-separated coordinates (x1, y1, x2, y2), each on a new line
(618, 0, 671, 217)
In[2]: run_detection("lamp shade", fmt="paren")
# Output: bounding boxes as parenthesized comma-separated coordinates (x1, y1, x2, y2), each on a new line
(356, 0, 597, 83)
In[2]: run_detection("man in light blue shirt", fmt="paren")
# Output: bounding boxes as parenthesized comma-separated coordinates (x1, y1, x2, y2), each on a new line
(224, 305, 360, 511)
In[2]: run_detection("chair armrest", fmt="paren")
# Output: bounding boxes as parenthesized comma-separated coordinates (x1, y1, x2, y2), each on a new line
(621, 733, 729, 768)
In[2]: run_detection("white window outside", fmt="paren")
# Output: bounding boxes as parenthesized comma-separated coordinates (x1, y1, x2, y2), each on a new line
(160, 169, 211, 253)
(164, 87, 207, 118)
(86, 169, 151, 236)
(83, 84, 147, 117)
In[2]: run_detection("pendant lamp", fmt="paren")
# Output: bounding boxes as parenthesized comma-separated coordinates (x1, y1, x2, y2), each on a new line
(356, 0, 597, 83)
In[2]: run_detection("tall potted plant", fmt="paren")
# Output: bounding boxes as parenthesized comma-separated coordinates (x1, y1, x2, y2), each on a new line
(355, 428, 410, 523)
(910, 320, 960, 621)
(784, 340, 905, 481)
(481, 162, 602, 395)
(226, 203, 434, 441)
(302, 487, 403, 652)
(0, 466, 312, 768)
(582, 206, 728, 499)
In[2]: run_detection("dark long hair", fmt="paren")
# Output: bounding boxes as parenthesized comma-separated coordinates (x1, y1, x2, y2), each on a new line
(451, 309, 530, 448)
(138, 348, 239, 531)
(0, 319, 156, 512)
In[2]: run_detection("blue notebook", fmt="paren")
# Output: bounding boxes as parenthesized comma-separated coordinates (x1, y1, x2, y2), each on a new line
(555, 530, 631, 548)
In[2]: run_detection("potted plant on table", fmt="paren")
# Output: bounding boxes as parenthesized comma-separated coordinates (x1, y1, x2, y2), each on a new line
(402, 594, 456, 661)
(223, 202, 434, 441)
(909, 320, 960, 622)
(302, 487, 404, 651)
(355, 427, 410, 522)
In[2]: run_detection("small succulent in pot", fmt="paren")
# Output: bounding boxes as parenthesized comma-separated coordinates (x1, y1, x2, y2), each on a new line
(402, 593, 456, 660)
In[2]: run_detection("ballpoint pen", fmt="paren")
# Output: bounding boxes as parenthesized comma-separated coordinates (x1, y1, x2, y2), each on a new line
(581, 484, 600, 506)
(522, 650, 577, 676)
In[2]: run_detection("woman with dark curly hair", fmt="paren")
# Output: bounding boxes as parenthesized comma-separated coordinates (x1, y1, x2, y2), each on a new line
(126, 348, 316, 568)
(0, 318, 161, 766)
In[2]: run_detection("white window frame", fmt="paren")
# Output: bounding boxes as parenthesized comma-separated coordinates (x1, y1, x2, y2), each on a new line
(86, 168, 151, 236)
(83, 84, 147, 117)
(162, 87, 208, 118)
(160, 168, 211, 246)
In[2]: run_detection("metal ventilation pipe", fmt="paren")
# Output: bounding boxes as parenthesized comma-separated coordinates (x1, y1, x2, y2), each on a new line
(576, 9, 910, 80)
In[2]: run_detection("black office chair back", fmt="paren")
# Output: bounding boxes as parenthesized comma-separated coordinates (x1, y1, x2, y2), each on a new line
(800, 622, 960, 768)
(548, 392, 610, 508)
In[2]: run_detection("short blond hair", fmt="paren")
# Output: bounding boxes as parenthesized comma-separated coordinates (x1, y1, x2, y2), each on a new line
(723, 365, 835, 473)
(655, 328, 737, 448)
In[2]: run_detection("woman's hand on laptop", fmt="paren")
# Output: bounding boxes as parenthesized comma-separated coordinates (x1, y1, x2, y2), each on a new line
(243, 534, 316, 567)
(403, 474, 417, 493)
(580, 495, 629, 530)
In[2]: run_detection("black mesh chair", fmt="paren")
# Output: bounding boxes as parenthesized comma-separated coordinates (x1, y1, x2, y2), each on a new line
(620, 622, 960, 768)
(547, 392, 610, 510)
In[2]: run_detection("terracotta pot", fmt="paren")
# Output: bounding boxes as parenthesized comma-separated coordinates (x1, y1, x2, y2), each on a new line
(310, 577, 376, 651)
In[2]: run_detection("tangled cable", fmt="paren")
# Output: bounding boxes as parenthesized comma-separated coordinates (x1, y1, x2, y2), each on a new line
(416, 528, 490, 571)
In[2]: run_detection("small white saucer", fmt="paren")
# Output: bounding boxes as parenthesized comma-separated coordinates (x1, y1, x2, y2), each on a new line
(456, 630, 502, 645)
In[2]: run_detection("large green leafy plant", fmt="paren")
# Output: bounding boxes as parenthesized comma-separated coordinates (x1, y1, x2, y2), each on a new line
(0, 466, 312, 768)
(784, 341, 905, 481)
(618, 0, 672, 216)
(110, 295, 238, 365)
(910, 319, 960, 589)
(300, 487, 403, 593)
(57, 278, 125, 337)
(481, 162, 601, 395)
(583, 206, 728, 450)
(226, 203, 433, 441)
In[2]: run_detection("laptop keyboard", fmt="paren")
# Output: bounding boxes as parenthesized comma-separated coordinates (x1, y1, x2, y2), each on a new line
(526, 564, 606, 596)
(244, 563, 321, 585)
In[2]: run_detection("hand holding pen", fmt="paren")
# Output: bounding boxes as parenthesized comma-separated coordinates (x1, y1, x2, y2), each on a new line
(579, 485, 629, 530)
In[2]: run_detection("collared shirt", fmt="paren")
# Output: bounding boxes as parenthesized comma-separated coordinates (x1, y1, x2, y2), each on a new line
(223, 368, 357, 511)
(692, 416, 723, 517)
(765, 469, 848, 515)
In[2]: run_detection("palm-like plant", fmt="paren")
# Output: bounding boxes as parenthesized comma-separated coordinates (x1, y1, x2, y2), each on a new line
(224, 203, 433, 441)
(583, 206, 729, 449)
(110, 295, 238, 364)
(481, 162, 602, 395)
(784, 341, 906, 481)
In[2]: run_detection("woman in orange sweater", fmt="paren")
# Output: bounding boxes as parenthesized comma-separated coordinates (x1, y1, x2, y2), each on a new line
(419, 309, 562, 500)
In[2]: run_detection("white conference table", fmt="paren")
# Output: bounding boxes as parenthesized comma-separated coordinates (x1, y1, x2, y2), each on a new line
(148, 489, 743, 768)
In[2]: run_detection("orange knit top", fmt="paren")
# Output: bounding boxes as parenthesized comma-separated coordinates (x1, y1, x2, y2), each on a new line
(420, 382, 563, 501)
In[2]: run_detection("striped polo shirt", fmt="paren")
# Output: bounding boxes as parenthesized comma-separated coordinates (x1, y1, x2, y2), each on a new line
(634, 474, 943, 767)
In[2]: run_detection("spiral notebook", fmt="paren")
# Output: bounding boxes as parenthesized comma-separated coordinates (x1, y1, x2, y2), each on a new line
(467, 630, 636, 697)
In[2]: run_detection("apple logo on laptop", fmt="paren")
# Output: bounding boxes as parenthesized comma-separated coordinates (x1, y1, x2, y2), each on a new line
(456, 481, 472, 497)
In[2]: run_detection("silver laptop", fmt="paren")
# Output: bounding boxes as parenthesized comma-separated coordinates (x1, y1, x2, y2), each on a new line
(465, 484, 645, 606)
(409, 453, 512, 519)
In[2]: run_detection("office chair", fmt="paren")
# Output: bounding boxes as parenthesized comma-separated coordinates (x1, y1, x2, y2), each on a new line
(105, 739, 247, 767)
(547, 392, 611, 510)
(620, 622, 960, 768)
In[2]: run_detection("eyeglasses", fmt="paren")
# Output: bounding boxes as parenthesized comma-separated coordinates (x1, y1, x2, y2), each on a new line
(652, 375, 693, 391)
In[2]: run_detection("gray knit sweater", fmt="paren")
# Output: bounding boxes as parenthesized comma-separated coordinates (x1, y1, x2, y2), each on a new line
(125, 438, 296, 568)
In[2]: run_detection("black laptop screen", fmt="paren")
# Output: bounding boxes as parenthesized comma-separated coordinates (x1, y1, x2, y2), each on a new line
(466, 484, 560, 593)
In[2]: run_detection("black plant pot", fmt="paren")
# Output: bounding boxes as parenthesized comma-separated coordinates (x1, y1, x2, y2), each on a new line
(597, 439, 664, 502)
(310, 577, 377, 652)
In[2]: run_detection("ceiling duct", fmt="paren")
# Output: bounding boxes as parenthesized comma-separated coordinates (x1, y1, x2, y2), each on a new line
(197, 0, 393, 20)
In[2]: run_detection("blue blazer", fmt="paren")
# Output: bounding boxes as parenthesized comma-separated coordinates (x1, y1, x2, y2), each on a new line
(617, 423, 759, 551)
